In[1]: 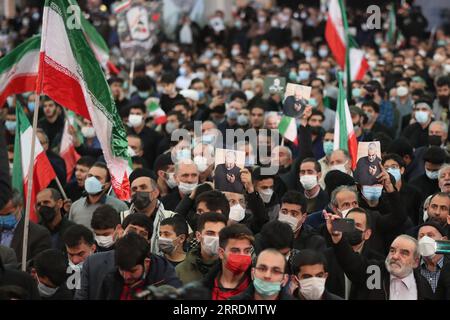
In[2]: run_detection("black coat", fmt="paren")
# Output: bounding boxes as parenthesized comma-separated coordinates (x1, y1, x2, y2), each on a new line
(160, 188, 182, 211)
(332, 237, 434, 300)
(401, 122, 429, 149)
(0, 258, 40, 300)
(324, 245, 385, 299)
(435, 261, 450, 300)
(10, 219, 52, 268)
(409, 173, 439, 203)
(293, 224, 326, 252)
(98, 253, 182, 300)
(0, 121, 12, 211)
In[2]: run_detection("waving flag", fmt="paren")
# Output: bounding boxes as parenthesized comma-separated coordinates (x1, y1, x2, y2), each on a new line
(38, 0, 131, 200)
(0, 36, 40, 108)
(325, 0, 368, 81)
(333, 72, 357, 169)
(278, 116, 298, 145)
(12, 102, 56, 222)
(60, 111, 81, 182)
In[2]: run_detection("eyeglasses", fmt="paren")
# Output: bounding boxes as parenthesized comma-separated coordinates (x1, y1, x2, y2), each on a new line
(254, 265, 285, 277)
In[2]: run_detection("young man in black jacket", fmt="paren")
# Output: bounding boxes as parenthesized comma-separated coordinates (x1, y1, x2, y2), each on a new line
(325, 213, 434, 300)
(98, 232, 182, 300)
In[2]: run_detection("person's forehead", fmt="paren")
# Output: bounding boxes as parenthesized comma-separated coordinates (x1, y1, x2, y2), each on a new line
(337, 190, 357, 202)
(429, 123, 443, 132)
(131, 176, 152, 188)
(300, 161, 316, 170)
(281, 202, 301, 211)
(391, 238, 415, 252)
(324, 132, 334, 139)
(256, 178, 274, 187)
(256, 251, 285, 268)
(384, 159, 399, 167)
(430, 195, 450, 206)
(346, 211, 366, 224)
(179, 163, 197, 173)
(128, 136, 141, 144)
(299, 263, 325, 274)
(225, 238, 252, 249)
(330, 151, 345, 160)
(89, 166, 107, 176)
(159, 224, 175, 233)
(418, 225, 441, 236)
(224, 192, 244, 202)
(37, 189, 53, 201)
(203, 221, 226, 232)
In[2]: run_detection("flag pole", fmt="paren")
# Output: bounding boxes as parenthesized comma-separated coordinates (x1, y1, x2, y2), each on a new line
(54, 175, 69, 201)
(21, 92, 40, 271)
(128, 57, 136, 98)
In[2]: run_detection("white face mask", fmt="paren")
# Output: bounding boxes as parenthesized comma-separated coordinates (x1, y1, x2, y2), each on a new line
(165, 172, 177, 189)
(193, 155, 209, 173)
(418, 235, 437, 258)
(330, 163, 347, 174)
(81, 126, 96, 138)
(68, 259, 84, 273)
(202, 235, 219, 256)
(95, 235, 115, 248)
(229, 203, 246, 222)
(258, 188, 274, 204)
(37, 277, 58, 297)
(300, 175, 318, 190)
(298, 277, 326, 300)
(397, 86, 409, 97)
(178, 182, 198, 195)
(278, 212, 300, 232)
(128, 114, 143, 127)
(339, 208, 352, 218)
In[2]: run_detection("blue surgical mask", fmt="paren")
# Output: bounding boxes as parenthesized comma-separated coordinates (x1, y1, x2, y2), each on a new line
(415, 110, 429, 124)
(318, 49, 328, 58)
(28, 102, 36, 112)
(221, 78, 233, 88)
(387, 168, 401, 183)
(298, 70, 310, 81)
(361, 185, 383, 201)
(253, 277, 282, 297)
(138, 91, 149, 99)
(0, 213, 18, 230)
(84, 176, 103, 195)
(226, 108, 238, 120)
(197, 91, 205, 100)
(5, 120, 16, 132)
(37, 278, 58, 297)
(352, 88, 361, 98)
(260, 44, 269, 53)
(237, 114, 249, 126)
(202, 134, 215, 144)
(425, 169, 439, 180)
(289, 71, 298, 81)
(309, 98, 318, 107)
(292, 42, 300, 51)
(323, 141, 334, 156)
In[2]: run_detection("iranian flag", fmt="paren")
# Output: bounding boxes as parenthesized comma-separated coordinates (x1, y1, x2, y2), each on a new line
(278, 116, 298, 145)
(60, 111, 81, 182)
(325, 0, 368, 81)
(12, 102, 56, 223)
(146, 98, 167, 125)
(38, 0, 131, 200)
(0, 36, 40, 108)
(113, 0, 132, 14)
(333, 73, 357, 169)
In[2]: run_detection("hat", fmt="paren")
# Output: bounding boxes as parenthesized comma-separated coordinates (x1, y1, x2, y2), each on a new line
(350, 105, 364, 117)
(180, 89, 199, 102)
(129, 168, 157, 185)
(324, 170, 356, 197)
(418, 221, 447, 238)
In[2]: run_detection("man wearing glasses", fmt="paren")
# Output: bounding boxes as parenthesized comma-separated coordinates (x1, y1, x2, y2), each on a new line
(229, 249, 293, 300)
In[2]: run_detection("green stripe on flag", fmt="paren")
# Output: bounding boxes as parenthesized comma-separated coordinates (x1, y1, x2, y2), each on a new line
(12, 102, 27, 199)
(278, 116, 292, 134)
(336, 72, 348, 152)
(81, 15, 109, 54)
(0, 35, 40, 74)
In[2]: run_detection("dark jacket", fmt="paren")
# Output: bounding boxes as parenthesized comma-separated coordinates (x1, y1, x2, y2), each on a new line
(324, 245, 385, 299)
(402, 122, 429, 149)
(0, 245, 18, 269)
(45, 215, 76, 251)
(293, 223, 326, 252)
(74, 250, 115, 300)
(332, 237, 434, 300)
(0, 257, 40, 300)
(98, 253, 182, 299)
(41, 283, 74, 300)
(229, 283, 295, 300)
(435, 261, 450, 300)
(0, 121, 12, 211)
(161, 188, 182, 212)
(175, 246, 218, 285)
(10, 218, 52, 267)
(409, 173, 439, 203)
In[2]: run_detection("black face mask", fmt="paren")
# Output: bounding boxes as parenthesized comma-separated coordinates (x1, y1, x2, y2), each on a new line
(38, 206, 56, 223)
(132, 192, 152, 211)
(428, 135, 442, 147)
(438, 95, 449, 108)
(345, 228, 364, 246)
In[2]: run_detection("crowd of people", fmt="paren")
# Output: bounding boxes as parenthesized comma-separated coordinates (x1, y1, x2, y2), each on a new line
(1, 0, 450, 300)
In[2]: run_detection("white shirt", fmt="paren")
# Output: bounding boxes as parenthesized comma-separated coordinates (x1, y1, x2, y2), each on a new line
(389, 272, 418, 300)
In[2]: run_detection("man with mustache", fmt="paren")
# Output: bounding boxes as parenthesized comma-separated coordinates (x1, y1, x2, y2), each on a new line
(326, 213, 435, 300)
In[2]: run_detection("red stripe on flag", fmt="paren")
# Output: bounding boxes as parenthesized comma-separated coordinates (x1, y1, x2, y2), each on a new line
(348, 132, 358, 170)
(325, 15, 346, 69)
(41, 55, 91, 121)
(355, 58, 369, 81)
(61, 145, 80, 182)
(0, 75, 37, 108)
(23, 151, 57, 222)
